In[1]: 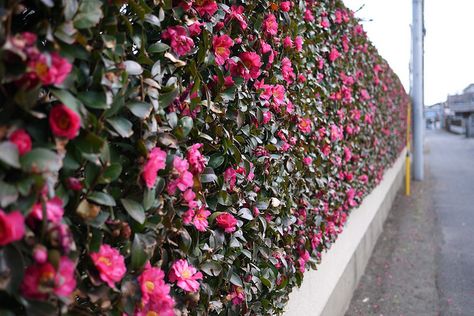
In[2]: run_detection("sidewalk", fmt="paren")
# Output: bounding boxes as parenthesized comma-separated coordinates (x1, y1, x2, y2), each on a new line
(347, 129, 474, 315)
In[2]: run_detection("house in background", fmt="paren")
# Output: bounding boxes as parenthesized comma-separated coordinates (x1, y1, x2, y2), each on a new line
(443, 84, 474, 137)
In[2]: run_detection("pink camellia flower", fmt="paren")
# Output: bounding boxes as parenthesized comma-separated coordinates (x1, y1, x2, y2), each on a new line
(360, 88, 371, 100)
(33, 245, 48, 263)
(21, 257, 76, 300)
(9, 129, 32, 155)
(54, 257, 77, 297)
(298, 118, 312, 133)
(280, 142, 291, 152)
(216, 212, 237, 233)
(303, 157, 313, 166)
(304, 9, 315, 22)
(169, 259, 203, 292)
(66, 177, 83, 191)
(0, 209, 24, 246)
(28, 52, 72, 86)
(138, 263, 175, 311)
(297, 250, 310, 273)
(30, 196, 64, 223)
(193, 206, 211, 231)
(90, 244, 126, 288)
(298, 74, 306, 83)
(321, 17, 330, 28)
(359, 174, 369, 184)
(281, 57, 296, 84)
(330, 124, 343, 142)
(224, 167, 237, 190)
(343, 146, 352, 162)
(168, 156, 194, 194)
(188, 21, 203, 36)
(182, 209, 195, 225)
(161, 26, 194, 57)
(227, 286, 245, 305)
(194, 0, 218, 17)
(271, 85, 286, 105)
(49, 104, 81, 139)
(263, 14, 278, 36)
(280, 1, 291, 12)
(283, 36, 293, 49)
(230, 52, 262, 80)
(260, 41, 275, 65)
(262, 111, 272, 124)
(294, 36, 303, 52)
(142, 147, 167, 188)
(346, 188, 357, 207)
(187, 143, 207, 174)
(227, 5, 247, 30)
(213, 35, 234, 66)
(329, 47, 340, 62)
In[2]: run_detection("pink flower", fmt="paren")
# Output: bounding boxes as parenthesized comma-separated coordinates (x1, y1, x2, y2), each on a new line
(303, 157, 313, 166)
(304, 9, 315, 22)
(330, 124, 343, 142)
(168, 157, 194, 194)
(138, 263, 175, 310)
(21, 257, 76, 300)
(182, 209, 195, 225)
(359, 174, 369, 184)
(188, 22, 203, 36)
(298, 118, 312, 133)
(90, 244, 126, 288)
(262, 111, 272, 124)
(213, 35, 234, 66)
(321, 17, 330, 28)
(227, 5, 247, 30)
(30, 196, 64, 223)
(142, 147, 167, 188)
(294, 36, 303, 52)
(161, 26, 194, 57)
(280, 142, 291, 152)
(346, 188, 357, 207)
(227, 286, 245, 305)
(297, 250, 310, 273)
(263, 14, 278, 36)
(343, 146, 352, 162)
(33, 245, 48, 263)
(49, 104, 81, 139)
(187, 143, 207, 174)
(0, 209, 24, 246)
(28, 52, 72, 86)
(183, 189, 198, 208)
(280, 1, 291, 12)
(194, 0, 218, 16)
(224, 167, 237, 190)
(216, 212, 237, 233)
(230, 52, 262, 80)
(193, 206, 211, 231)
(169, 259, 203, 292)
(66, 177, 83, 191)
(281, 57, 296, 84)
(283, 36, 293, 49)
(329, 47, 340, 62)
(9, 129, 32, 155)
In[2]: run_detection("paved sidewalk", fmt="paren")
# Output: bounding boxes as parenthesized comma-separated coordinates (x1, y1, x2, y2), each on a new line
(346, 129, 474, 316)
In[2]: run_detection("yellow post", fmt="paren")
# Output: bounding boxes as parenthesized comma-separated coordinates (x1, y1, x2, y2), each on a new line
(405, 103, 411, 196)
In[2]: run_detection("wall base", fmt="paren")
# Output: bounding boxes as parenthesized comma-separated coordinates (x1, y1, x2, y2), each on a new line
(285, 148, 407, 316)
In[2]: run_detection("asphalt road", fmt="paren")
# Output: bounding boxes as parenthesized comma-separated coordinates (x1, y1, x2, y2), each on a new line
(346, 129, 474, 315)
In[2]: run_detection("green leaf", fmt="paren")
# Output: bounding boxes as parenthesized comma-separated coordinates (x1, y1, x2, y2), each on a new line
(124, 60, 143, 75)
(51, 89, 82, 113)
(21, 149, 62, 173)
(149, 42, 170, 53)
(217, 191, 234, 206)
(200, 167, 217, 183)
(230, 273, 243, 287)
(175, 116, 193, 139)
(77, 90, 109, 109)
(99, 163, 122, 183)
(127, 102, 153, 119)
(88, 191, 116, 206)
(131, 234, 148, 270)
(208, 154, 225, 169)
(238, 208, 253, 220)
(159, 88, 179, 109)
(74, 0, 103, 29)
(0, 142, 20, 168)
(0, 181, 18, 208)
(75, 132, 105, 154)
(107, 117, 134, 138)
(121, 198, 145, 224)
(201, 261, 223, 276)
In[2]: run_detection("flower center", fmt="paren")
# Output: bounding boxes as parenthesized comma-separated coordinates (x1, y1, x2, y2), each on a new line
(98, 256, 111, 266)
(181, 268, 192, 279)
(216, 47, 226, 56)
(146, 312, 158, 316)
(145, 280, 155, 292)
(58, 115, 70, 130)
(34, 62, 49, 78)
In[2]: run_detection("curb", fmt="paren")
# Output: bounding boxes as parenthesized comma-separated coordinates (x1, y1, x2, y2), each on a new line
(285, 148, 407, 316)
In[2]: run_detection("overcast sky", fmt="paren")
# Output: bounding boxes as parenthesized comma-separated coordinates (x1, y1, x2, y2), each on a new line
(344, 0, 474, 106)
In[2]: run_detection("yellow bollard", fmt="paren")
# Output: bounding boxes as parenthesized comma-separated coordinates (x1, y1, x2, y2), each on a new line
(405, 103, 411, 196)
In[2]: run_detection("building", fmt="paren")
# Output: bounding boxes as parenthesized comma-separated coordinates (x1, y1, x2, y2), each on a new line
(445, 84, 474, 137)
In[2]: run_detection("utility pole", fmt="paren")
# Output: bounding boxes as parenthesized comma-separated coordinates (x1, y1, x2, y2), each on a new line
(412, 0, 424, 180)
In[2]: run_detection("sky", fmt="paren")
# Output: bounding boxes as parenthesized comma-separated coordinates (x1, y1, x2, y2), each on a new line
(344, 0, 474, 106)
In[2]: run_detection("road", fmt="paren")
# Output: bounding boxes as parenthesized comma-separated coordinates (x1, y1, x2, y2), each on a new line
(346, 129, 474, 315)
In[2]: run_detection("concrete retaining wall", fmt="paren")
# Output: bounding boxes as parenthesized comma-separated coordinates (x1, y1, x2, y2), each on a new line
(285, 148, 407, 316)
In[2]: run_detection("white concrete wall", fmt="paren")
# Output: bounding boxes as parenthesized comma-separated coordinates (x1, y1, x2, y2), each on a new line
(285, 148, 407, 316)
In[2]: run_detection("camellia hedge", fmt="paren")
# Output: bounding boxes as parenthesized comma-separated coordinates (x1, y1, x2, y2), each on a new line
(0, 0, 408, 315)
